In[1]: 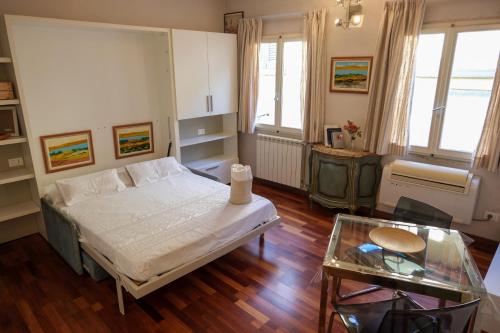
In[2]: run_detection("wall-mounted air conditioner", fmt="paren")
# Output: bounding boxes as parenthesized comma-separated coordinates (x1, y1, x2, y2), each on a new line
(378, 160, 481, 225)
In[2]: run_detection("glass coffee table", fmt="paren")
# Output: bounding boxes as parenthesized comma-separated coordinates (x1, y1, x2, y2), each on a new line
(318, 214, 486, 333)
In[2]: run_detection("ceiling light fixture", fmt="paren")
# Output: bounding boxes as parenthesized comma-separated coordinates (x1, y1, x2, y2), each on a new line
(335, 0, 364, 29)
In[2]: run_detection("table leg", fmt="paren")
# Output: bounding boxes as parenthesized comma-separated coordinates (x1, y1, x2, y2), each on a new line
(439, 298, 446, 308)
(467, 306, 478, 333)
(331, 277, 339, 304)
(318, 271, 329, 333)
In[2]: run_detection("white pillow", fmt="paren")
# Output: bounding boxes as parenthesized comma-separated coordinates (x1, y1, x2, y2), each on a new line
(43, 184, 64, 205)
(116, 167, 134, 187)
(56, 169, 126, 206)
(153, 157, 188, 179)
(126, 160, 160, 187)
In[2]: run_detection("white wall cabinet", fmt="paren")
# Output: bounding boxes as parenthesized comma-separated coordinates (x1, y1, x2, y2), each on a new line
(207, 32, 237, 117)
(171, 29, 238, 183)
(172, 29, 237, 120)
(171, 29, 210, 120)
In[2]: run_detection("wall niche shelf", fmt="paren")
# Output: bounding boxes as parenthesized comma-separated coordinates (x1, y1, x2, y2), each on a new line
(0, 201, 40, 223)
(0, 136, 27, 146)
(180, 132, 235, 148)
(0, 99, 20, 106)
(0, 169, 35, 185)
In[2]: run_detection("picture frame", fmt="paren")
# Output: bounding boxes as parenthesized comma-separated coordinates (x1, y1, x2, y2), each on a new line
(40, 130, 95, 173)
(224, 11, 244, 34)
(0, 106, 20, 136)
(324, 125, 342, 147)
(113, 122, 154, 159)
(330, 57, 373, 94)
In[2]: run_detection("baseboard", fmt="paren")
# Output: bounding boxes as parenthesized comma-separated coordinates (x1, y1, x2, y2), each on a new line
(253, 178, 308, 197)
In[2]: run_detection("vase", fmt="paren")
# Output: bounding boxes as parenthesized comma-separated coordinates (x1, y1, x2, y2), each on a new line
(350, 138, 356, 151)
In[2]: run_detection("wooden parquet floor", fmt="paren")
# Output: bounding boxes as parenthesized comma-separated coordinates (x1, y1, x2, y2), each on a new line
(0, 182, 494, 332)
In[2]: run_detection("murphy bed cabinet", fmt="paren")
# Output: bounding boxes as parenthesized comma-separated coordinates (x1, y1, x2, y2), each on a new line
(170, 30, 238, 183)
(309, 145, 382, 214)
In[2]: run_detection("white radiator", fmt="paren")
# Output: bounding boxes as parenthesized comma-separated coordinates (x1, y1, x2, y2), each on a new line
(256, 134, 304, 189)
(378, 160, 481, 224)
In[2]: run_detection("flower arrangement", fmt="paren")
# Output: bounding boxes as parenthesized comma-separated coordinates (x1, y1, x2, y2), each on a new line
(344, 120, 362, 150)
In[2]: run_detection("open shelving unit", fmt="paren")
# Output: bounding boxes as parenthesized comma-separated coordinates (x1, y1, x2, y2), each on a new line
(0, 24, 41, 243)
(177, 113, 238, 184)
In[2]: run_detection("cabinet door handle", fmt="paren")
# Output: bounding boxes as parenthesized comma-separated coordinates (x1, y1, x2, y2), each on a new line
(206, 95, 210, 112)
(210, 95, 214, 112)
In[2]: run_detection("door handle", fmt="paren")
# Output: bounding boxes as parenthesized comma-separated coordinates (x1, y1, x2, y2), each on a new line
(206, 95, 210, 112)
(210, 95, 214, 112)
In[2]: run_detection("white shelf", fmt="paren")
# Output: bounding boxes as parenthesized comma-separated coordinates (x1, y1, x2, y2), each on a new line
(0, 57, 12, 63)
(0, 200, 40, 223)
(184, 154, 238, 170)
(0, 99, 20, 106)
(0, 168, 35, 185)
(0, 136, 27, 146)
(180, 132, 235, 148)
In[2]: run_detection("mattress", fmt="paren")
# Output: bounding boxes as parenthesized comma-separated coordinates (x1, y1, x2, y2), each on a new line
(57, 172, 277, 281)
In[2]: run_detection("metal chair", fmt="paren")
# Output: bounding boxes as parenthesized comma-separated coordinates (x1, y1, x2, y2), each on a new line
(394, 196, 453, 229)
(328, 291, 480, 333)
(394, 196, 474, 246)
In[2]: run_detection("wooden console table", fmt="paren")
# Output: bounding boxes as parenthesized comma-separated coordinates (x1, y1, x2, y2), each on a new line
(309, 145, 382, 214)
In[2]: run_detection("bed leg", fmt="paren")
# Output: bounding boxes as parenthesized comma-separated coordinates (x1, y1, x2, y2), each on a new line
(116, 278, 125, 315)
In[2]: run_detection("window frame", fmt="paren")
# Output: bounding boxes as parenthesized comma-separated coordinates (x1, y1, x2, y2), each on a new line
(409, 22, 500, 161)
(255, 33, 303, 137)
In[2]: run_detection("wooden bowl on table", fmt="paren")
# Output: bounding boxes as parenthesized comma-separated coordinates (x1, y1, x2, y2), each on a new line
(369, 227, 426, 254)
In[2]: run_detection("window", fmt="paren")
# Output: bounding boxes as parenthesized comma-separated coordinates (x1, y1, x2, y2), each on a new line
(256, 35, 303, 133)
(409, 26, 500, 160)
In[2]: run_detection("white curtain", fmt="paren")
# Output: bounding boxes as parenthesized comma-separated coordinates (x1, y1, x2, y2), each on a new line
(237, 18, 262, 134)
(302, 8, 327, 143)
(474, 56, 500, 172)
(363, 0, 426, 155)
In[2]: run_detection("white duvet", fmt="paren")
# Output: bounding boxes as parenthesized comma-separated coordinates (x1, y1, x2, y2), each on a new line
(57, 172, 277, 281)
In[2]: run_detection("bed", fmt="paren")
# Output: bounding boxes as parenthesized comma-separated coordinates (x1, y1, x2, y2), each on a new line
(41, 161, 280, 314)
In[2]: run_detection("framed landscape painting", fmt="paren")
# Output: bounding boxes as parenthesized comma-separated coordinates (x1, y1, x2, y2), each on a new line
(113, 122, 154, 159)
(40, 130, 95, 173)
(330, 57, 373, 93)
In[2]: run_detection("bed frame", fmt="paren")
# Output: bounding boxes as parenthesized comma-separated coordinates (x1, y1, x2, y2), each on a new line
(41, 195, 280, 315)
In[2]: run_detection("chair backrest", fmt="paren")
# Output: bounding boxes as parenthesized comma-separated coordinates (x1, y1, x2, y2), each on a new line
(378, 298, 480, 333)
(394, 196, 453, 229)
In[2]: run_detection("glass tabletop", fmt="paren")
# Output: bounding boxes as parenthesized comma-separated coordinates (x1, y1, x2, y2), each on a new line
(324, 214, 486, 298)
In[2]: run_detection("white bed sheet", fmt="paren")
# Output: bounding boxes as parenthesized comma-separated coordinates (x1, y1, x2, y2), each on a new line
(57, 172, 277, 281)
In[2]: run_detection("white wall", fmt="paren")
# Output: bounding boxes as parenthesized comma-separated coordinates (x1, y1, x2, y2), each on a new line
(0, 0, 226, 32)
(7, 17, 174, 190)
(226, 0, 500, 241)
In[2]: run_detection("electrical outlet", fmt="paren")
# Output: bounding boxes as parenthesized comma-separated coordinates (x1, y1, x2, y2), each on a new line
(484, 211, 500, 222)
(8, 157, 24, 167)
(198, 128, 206, 135)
